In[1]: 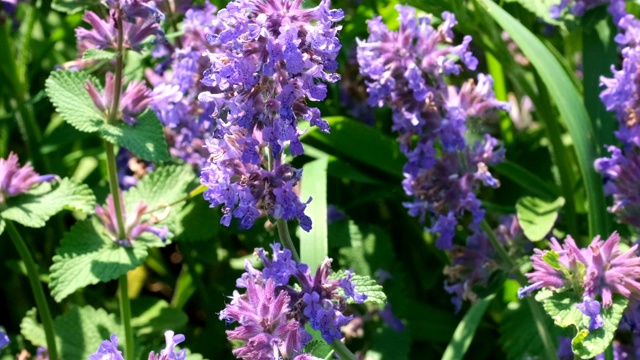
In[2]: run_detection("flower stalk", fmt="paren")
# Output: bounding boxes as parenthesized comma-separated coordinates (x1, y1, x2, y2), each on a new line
(276, 219, 299, 263)
(5, 220, 58, 360)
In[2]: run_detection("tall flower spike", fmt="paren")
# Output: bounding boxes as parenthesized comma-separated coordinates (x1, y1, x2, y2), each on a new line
(89, 334, 124, 360)
(0, 152, 58, 203)
(95, 194, 169, 246)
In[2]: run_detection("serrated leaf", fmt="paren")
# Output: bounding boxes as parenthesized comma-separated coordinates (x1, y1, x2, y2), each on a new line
(2, 178, 96, 228)
(516, 196, 565, 241)
(539, 290, 585, 328)
(571, 295, 628, 358)
(542, 251, 563, 270)
(131, 298, 188, 336)
(83, 49, 116, 61)
(21, 306, 122, 360)
(45, 70, 104, 133)
(330, 270, 387, 305)
(49, 217, 167, 302)
(100, 110, 169, 162)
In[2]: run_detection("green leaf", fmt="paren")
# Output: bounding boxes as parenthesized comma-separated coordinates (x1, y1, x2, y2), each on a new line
(100, 110, 169, 162)
(492, 161, 560, 200)
(131, 298, 188, 336)
(503, 0, 576, 27)
(366, 322, 410, 360)
(51, 0, 97, 13)
(173, 195, 219, 242)
(442, 295, 494, 360)
(338, 221, 396, 277)
(82, 49, 116, 61)
(21, 306, 123, 360)
(45, 70, 104, 133)
(329, 270, 387, 306)
(516, 196, 565, 241)
(2, 178, 96, 228)
(476, 0, 608, 240)
(302, 324, 333, 358)
(541, 251, 563, 270)
(301, 117, 405, 177)
(49, 217, 167, 302)
(298, 157, 328, 270)
(537, 290, 627, 357)
(499, 301, 555, 360)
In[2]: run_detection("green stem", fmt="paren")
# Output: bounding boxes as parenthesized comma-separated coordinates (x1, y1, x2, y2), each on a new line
(6, 220, 58, 360)
(330, 340, 357, 360)
(109, 4, 125, 126)
(486, 51, 513, 145)
(104, 141, 127, 239)
(275, 219, 300, 263)
(480, 220, 558, 360)
(118, 275, 134, 360)
(604, 344, 614, 360)
(323, 350, 335, 360)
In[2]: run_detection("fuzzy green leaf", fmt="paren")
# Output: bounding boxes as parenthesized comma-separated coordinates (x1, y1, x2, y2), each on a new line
(571, 295, 628, 358)
(2, 178, 96, 228)
(21, 306, 122, 360)
(100, 110, 169, 162)
(516, 196, 565, 241)
(49, 217, 167, 302)
(82, 49, 116, 61)
(537, 289, 585, 328)
(330, 270, 387, 306)
(45, 70, 104, 133)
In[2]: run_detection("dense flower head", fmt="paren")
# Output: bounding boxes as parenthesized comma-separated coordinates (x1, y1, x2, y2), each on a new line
(519, 232, 640, 308)
(0, 327, 9, 350)
(200, 126, 312, 230)
(89, 334, 123, 360)
(357, 6, 508, 248)
(95, 193, 169, 246)
(198, 0, 344, 163)
(0, 152, 58, 203)
(549, 0, 626, 24)
(85, 73, 151, 125)
(220, 244, 367, 355)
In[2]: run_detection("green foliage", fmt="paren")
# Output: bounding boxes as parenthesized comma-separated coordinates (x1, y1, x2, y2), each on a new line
(302, 324, 333, 358)
(299, 157, 328, 270)
(46, 71, 169, 162)
(329, 270, 387, 306)
(442, 295, 494, 360)
(51, 0, 97, 13)
(536, 290, 628, 358)
(1, 178, 96, 229)
(49, 217, 168, 302)
(21, 306, 122, 360)
(131, 298, 189, 336)
(515, 196, 565, 241)
(366, 322, 410, 360)
(499, 301, 553, 360)
(82, 49, 117, 61)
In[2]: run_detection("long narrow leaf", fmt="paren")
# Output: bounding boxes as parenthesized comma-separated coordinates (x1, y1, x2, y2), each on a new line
(442, 295, 494, 360)
(299, 157, 329, 270)
(476, 0, 608, 239)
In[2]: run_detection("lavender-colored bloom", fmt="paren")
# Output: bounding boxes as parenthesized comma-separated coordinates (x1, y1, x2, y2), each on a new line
(575, 295, 605, 330)
(148, 331, 187, 360)
(95, 194, 169, 246)
(0, 327, 9, 349)
(85, 73, 151, 124)
(116, 148, 154, 189)
(357, 7, 508, 248)
(220, 278, 310, 360)
(0, 152, 59, 203)
(549, 0, 626, 24)
(89, 334, 124, 360)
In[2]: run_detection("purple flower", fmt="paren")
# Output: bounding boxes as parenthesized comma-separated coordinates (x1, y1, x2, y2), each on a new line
(357, 7, 507, 248)
(148, 331, 187, 360)
(256, 243, 301, 286)
(35, 347, 49, 360)
(220, 278, 310, 360)
(0, 327, 9, 349)
(549, 0, 626, 24)
(95, 194, 169, 246)
(116, 148, 154, 190)
(0, 152, 59, 203)
(85, 73, 151, 125)
(575, 295, 605, 330)
(199, 0, 343, 162)
(89, 334, 124, 360)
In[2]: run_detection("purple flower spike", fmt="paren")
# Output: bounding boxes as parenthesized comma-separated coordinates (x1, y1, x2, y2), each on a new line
(0, 152, 59, 203)
(85, 73, 151, 125)
(0, 327, 9, 349)
(148, 330, 187, 360)
(95, 194, 169, 246)
(89, 334, 124, 360)
(575, 296, 605, 330)
(548, 0, 626, 24)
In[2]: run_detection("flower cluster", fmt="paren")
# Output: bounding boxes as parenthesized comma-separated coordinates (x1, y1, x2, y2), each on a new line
(444, 215, 530, 312)
(549, 0, 626, 24)
(219, 243, 366, 358)
(85, 72, 151, 125)
(0, 152, 58, 204)
(95, 194, 169, 246)
(147, 1, 219, 168)
(91, 331, 186, 360)
(0, 327, 8, 350)
(596, 14, 640, 229)
(197, 0, 344, 230)
(357, 6, 508, 250)
(519, 232, 640, 329)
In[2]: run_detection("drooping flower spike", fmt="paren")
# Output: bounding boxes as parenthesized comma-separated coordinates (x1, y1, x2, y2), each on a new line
(0, 152, 59, 204)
